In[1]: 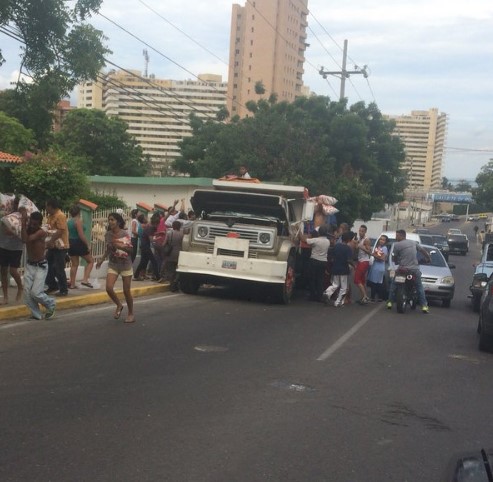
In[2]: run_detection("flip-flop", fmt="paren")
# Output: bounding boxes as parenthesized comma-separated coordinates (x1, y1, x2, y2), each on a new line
(124, 316, 136, 323)
(81, 282, 93, 288)
(114, 305, 124, 319)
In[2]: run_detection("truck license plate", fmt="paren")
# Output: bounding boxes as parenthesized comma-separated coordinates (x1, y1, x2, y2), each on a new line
(222, 260, 237, 270)
(394, 276, 406, 283)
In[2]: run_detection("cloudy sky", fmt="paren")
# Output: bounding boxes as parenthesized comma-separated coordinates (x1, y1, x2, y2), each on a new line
(1, 0, 492, 181)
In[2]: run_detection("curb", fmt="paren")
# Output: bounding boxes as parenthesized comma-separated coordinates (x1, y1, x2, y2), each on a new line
(0, 284, 170, 323)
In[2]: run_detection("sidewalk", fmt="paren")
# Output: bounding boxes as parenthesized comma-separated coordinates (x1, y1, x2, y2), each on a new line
(0, 278, 170, 323)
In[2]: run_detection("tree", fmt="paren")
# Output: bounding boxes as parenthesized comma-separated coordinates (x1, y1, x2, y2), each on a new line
(0, 1, 110, 146)
(473, 161, 493, 210)
(174, 96, 406, 224)
(454, 180, 472, 192)
(53, 109, 150, 176)
(441, 176, 452, 190)
(10, 151, 90, 209)
(0, 111, 35, 155)
(0, 1, 108, 86)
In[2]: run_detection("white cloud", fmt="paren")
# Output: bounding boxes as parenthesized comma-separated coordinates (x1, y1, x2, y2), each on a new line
(1, 0, 492, 179)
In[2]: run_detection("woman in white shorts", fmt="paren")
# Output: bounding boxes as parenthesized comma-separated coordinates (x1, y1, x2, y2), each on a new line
(96, 212, 135, 323)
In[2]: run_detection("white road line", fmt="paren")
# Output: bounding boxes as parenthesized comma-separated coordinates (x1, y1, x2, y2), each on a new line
(317, 303, 384, 361)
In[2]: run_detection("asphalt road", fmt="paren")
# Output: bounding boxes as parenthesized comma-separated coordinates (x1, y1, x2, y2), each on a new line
(1, 219, 491, 482)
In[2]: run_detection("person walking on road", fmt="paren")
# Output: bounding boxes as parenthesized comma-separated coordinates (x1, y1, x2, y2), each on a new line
(0, 197, 23, 304)
(354, 224, 372, 304)
(21, 211, 56, 320)
(367, 234, 389, 302)
(96, 212, 135, 323)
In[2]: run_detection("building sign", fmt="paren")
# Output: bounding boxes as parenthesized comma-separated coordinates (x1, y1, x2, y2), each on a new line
(428, 193, 473, 203)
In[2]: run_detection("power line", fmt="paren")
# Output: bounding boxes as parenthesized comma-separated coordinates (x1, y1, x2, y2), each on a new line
(137, 0, 228, 66)
(97, 11, 246, 113)
(446, 147, 493, 153)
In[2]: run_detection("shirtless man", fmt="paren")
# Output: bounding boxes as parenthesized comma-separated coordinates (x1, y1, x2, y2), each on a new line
(21, 211, 56, 320)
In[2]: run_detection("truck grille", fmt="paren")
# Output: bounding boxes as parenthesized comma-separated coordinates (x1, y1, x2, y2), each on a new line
(209, 226, 258, 242)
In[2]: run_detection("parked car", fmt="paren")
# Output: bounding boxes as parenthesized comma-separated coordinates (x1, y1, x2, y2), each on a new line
(431, 234, 450, 261)
(447, 234, 469, 255)
(470, 242, 493, 312)
(372, 231, 421, 256)
(468, 215, 479, 221)
(477, 274, 493, 352)
(386, 243, 455, 307)
(414, 228, 430, 234)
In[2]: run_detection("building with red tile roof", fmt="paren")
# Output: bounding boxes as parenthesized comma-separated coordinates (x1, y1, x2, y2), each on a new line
(0, 151, 24, 166)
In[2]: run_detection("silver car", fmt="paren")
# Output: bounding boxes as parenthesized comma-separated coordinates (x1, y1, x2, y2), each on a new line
(387, 244, 456, 308)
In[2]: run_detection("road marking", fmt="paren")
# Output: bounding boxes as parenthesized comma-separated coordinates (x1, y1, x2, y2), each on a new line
(317, 304, 384, 361)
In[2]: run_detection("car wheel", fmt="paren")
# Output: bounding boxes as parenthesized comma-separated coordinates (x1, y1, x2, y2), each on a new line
(472, 295, 481, 313)
(442, 299, 451, 308)
(479, 329, 493, 352)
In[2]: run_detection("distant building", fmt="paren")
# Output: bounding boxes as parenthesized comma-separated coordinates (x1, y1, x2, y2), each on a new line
(388, 108, 448, 191)
(78, 71, 227, 176)
(52, 99, 75, 132)
(227, 0, 309, 118)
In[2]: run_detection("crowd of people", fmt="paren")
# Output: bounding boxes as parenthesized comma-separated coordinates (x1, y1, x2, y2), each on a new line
(0, 196, 191, 323)
(300, 221, 392, 308)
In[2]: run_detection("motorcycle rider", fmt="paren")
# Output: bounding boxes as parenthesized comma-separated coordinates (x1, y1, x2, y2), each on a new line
(386, 229, 431, 314)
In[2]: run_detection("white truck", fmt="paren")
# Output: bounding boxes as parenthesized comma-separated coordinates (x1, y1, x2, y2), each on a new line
(177, 179, 313, 303)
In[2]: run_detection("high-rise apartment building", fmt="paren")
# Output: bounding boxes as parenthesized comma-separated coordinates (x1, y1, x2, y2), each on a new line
(227, 0, 309, 118)
(78, 71, 227, 175)
(389, 108, 448, 191)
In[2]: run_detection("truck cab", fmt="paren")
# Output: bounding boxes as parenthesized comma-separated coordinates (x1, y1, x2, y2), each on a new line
(177, 179, 310, 303)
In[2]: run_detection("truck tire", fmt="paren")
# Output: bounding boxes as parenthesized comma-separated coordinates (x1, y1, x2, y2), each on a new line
(180, 274, 200, 295)
(396, 285, 406, 313)
(274, 256, 295, 304)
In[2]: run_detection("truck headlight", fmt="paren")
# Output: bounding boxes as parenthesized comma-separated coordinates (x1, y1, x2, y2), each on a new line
(197, 226, 209, 238)
(259, 232, 271, 244)
(441, 276, 454, 285)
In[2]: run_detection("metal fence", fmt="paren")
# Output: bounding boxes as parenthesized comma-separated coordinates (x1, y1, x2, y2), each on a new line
(14, 207, 135, 275)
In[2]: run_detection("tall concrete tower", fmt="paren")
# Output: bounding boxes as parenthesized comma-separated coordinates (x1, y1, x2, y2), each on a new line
(227, 0, 309, 118)
(390, 108, 448, 191)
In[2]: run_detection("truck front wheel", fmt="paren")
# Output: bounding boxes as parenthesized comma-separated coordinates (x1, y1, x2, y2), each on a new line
(180, 274, 200, 295)
(274, 256, 295, 304)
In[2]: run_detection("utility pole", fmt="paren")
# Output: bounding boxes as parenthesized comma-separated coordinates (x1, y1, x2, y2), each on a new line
(319, 39, 369, 101)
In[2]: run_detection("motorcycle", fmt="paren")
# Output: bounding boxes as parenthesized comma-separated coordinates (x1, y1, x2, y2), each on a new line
(393, 267, 418, 313)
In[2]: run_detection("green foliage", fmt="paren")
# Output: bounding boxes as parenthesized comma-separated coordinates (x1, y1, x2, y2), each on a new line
(0, 1, 109, 147)
(85, 191, 127, 210)
(0, 111, 35, 155)
(10, 151, 89, 209)
(254, 81, 266, 95)
(174, 96, 406, 224)
(0, 1, 108, 87)
(53, 109, 150, 176)
(473, 161, 493, 210)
